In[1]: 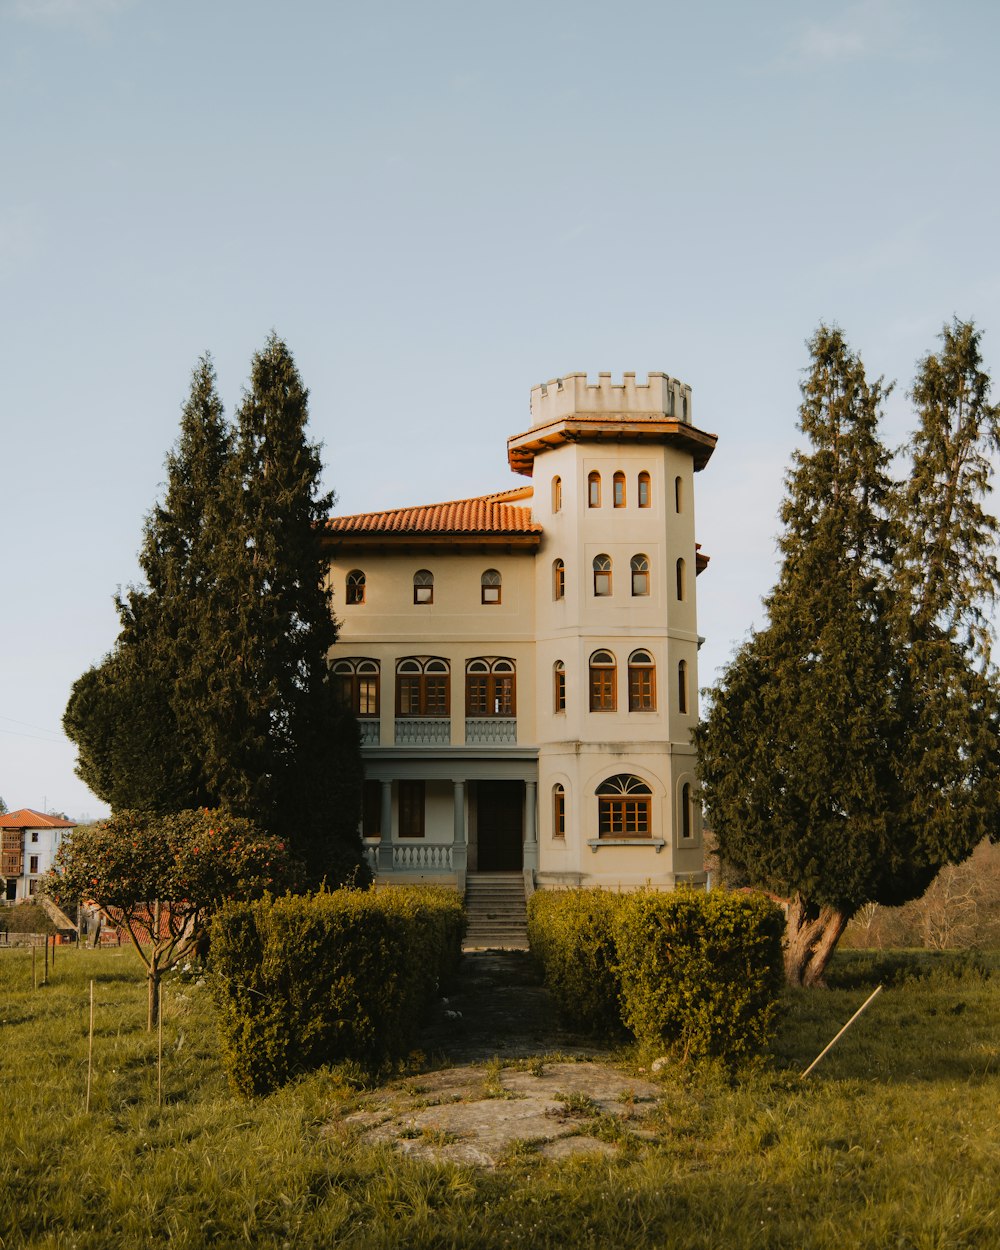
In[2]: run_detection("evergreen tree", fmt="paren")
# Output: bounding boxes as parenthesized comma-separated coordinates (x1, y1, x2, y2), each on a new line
(64, 340, 364, 884)
(697, 321, 1000, 986)
(188, 334, 362, 883)
(696, 326, 899, 985)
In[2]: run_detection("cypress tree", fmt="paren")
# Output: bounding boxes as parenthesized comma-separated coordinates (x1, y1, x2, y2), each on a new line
(697, 321, 1000, 986)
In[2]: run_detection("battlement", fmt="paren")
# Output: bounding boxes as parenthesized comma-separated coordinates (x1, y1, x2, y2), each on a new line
(529, 372, 692, 428)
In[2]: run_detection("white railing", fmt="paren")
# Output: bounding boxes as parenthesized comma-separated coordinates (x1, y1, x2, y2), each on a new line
(359, 720, 380, 745)
(362, 843, 378, 873)
(392, 843, 453, 870)
(395, 718, 450, 746)
(465, 717, 516, 745)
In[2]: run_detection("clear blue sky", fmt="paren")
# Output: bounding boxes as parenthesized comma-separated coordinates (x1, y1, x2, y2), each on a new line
(3, 0, 999, 820)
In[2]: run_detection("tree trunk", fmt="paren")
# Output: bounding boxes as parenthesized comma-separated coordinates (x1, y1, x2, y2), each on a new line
(784, 897, 849, 987)
(148, 965, 161, 1031)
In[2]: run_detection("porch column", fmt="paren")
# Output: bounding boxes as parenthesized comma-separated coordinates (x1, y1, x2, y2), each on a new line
(523, 780, 538, 873)
(377, 780, 394, 872)
(452, 780, 467, 892)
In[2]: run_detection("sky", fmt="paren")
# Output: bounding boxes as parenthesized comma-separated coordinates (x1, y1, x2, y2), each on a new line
(2, 0, 1000, 821)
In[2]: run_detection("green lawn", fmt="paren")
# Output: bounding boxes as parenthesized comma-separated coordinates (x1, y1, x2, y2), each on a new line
(1, 946, 998, 1248)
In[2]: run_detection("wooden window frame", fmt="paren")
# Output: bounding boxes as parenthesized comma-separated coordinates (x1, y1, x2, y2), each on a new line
(396, 659, 450, 717)
(553, 558, 565, 600)
(638, 471, 651, 508)
(552, 475, 562, 513)
(413, 569, 434, 605)
(465, 658, 516, 717)
(481, 568, 502, 605)
(589, 650, 616, 712)
(553, 785, 566, 838)
(613, 471, 626, 508)
(332, 659, 380, 718)
(597, 774, 652, 838)
(588, 471, 601, 508)
(553, 660, 566, 713)
(628, 651, 656, 711)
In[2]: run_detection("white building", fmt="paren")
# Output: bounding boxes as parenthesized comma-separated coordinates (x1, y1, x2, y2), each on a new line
(1, 809, 75, 901)
(325, 371, 717, 891)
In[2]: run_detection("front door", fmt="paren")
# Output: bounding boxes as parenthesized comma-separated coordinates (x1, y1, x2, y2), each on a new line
(476, 780, 524, 871)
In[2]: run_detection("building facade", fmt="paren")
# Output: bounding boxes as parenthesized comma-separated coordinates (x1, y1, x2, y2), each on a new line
(1, 809, 75, 902)
(324, 372, 717, 891)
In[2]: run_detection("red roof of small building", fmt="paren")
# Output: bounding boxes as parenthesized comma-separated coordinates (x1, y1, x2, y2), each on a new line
(0, 809, 76, 830)
(325, 488, 540, 539)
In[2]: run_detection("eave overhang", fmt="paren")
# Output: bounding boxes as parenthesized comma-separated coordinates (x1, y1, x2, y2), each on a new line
(506, 415, 718, 476)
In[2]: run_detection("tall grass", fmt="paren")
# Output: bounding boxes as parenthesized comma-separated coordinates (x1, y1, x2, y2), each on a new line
(1, 946, 998, 1248)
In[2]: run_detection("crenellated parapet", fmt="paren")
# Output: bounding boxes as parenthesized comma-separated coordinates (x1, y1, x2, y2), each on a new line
(529, 371, 692, 428)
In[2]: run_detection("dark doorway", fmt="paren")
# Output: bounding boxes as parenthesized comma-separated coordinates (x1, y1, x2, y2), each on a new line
(476, 780, 524, 871)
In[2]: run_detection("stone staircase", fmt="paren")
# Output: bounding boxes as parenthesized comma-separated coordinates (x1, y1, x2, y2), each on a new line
(462, 872, 529, 950)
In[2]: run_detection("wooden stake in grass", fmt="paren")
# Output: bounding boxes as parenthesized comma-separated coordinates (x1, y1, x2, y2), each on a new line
(43, 933, 49, 985)
(32, 943, 36, 990)
(86, 979, 95, 1113)
(157, 982, 163, 1109)
(801, 984, 884, 1079)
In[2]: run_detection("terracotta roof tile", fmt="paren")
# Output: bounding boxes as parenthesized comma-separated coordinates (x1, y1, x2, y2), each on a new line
(0, 808, 76, 830)
(326, 488, 540, 537)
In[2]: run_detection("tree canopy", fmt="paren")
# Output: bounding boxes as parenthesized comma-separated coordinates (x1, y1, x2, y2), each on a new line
(64, 340, 364, 887)
(51, 808, 293, 1026)
(696, 321, 1000, 986)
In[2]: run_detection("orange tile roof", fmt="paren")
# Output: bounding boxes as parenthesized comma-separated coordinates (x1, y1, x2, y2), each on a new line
(0, 808, 76, 830)
(326, 488, 540, 538)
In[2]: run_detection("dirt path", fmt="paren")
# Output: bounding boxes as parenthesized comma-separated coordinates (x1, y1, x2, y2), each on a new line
(333, 951, 666, 1168)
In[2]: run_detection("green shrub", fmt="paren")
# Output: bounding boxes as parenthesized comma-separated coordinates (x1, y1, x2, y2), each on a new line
(613, 889, 785, 1062)
(210, 886, 464, 1095)
(527, 889, 624, 1034)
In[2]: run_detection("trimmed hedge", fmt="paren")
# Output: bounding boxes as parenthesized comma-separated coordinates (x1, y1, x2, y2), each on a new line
(210, 886, 464, 1096)
(526, 889, 623, 1034)
(528, 888, 785, 1063)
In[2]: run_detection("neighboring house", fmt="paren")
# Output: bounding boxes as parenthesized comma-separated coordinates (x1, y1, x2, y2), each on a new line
(324, 371, 717, 892)
(0, 809, 76, 902)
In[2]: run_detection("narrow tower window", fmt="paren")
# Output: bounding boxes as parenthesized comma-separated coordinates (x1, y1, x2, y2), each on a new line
(630, 554, 649, 597)
(553, 785, 566, 838)
(588, 471, 601, 508)
(553, 660, 566, 713)
(553, 558, 565, 600)
(593, 554, 612, 597)
(613, 471, 626, 508)
(628, 650, 656, 711)
(589, 650, 617, 711)
(674, 475, 683, 513)
(678, 658, 688, 714)
(675, 558, 686, 601)
(638, 471, 651, 508)
(552, 475, 562, 513)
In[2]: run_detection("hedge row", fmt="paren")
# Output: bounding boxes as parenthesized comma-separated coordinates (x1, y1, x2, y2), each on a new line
(210, 886, 464, 1096)
(527, 888, 785, 1062)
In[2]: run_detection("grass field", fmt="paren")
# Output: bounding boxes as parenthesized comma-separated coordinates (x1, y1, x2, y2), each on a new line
(1, 945, 998, 1248)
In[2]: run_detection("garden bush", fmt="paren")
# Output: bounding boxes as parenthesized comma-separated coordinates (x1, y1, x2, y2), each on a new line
(527, 889, 624, 1033)
(613, 889, 785, 1062)
(210, 886, 464, 1095)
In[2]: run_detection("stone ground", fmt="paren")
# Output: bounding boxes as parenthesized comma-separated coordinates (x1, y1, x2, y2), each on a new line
(331, 951, 667, 1168)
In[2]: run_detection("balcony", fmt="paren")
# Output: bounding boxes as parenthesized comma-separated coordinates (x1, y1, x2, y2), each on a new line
(465, 717, 516, 745)
(394, 718, 450, 746)
(359, 719, 380, 746)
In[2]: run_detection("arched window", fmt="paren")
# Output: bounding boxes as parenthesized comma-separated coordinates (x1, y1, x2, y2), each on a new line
(675, 558, 686, 601)
(628, 650, 655, 711)
(674, 475, 683, 513)
(593, 554, 612, 597)
(553, 660, 566, 713)
(413, 569, 434, 604)
(553, 784, 566, 838)
(588, 471, 601, 508)
(597, 774, 652, 838)
(553, 558, 565, 600)
(396, 657, 449, 716)
(589, 649, 616, 711)
(332, 658, 379, 717)
(346, 569, 366, 605)
(681, 782, 693, 840)
(613, 471, 626, 508)
(552, 475, 562, 513)
(481, 568, 501, 605)
(638, 471, 651, 508)
(630, 554, 649, 597)
(466, 657, 515, 717)
(678, 659, 688, 714)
